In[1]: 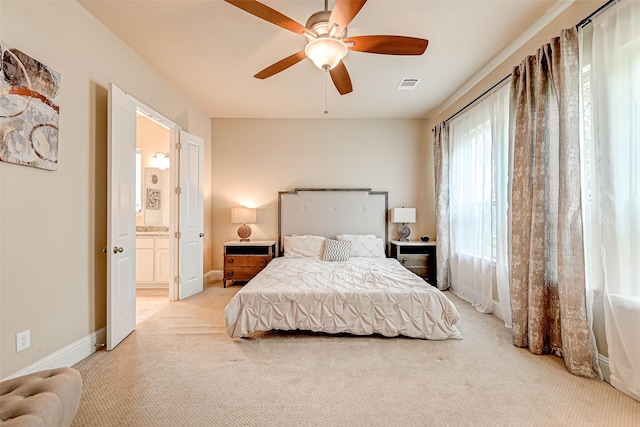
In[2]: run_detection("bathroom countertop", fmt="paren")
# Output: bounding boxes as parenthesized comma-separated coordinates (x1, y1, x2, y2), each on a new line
(136, 226, 169, 237)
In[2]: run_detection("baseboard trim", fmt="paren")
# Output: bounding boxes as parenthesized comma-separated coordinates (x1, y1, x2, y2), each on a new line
(491, 300, 504, 322)
(598, 353, 611, 383)
(205, 270, 223, 283)
(2, 327, 106, 381)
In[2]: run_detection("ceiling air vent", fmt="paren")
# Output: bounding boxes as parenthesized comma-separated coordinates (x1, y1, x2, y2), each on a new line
(397, 78, 421, 90)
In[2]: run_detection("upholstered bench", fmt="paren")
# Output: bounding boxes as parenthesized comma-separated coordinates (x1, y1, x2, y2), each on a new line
(0, 367, 82, 426)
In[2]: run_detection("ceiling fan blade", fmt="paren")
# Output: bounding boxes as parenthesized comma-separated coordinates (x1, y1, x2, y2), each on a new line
(224, 0, 307, 35)
(329, 61, 353, 95)
(328, 0, 367, 31)
(254, 51, 306, 79)
(345, 35, 429, 55)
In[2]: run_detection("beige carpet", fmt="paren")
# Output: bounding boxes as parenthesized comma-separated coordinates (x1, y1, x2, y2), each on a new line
(72, 282, 639, 426)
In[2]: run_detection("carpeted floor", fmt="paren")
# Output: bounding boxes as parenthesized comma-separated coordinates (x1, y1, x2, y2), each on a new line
(72, 282, 639, 426)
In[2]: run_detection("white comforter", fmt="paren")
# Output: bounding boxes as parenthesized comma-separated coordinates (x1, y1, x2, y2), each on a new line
(224, 257, 462, 340)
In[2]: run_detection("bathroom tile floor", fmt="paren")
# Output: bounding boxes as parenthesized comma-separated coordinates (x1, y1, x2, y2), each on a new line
(136, 288, 170, 324)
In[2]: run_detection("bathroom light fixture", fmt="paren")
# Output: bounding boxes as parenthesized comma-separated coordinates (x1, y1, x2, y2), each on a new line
(151, 152, 169, 170)
(391, 207, 416, 241)
(231, 207, 257, 242)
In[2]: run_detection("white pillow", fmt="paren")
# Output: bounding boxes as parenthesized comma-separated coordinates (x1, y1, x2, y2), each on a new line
(336, 234, 386, 258)
(284, 235, 326, 258)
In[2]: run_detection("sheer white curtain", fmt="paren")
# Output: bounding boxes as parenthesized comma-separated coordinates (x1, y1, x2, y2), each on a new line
(590, 0, 640, 401)
(448, 83, 510, 316)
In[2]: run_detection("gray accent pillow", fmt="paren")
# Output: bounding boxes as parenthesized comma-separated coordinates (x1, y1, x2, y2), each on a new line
(322, 239, 351, 261)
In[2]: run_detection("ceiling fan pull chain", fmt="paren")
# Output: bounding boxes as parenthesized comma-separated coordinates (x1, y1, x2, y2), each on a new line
(324, 70, 329, 115)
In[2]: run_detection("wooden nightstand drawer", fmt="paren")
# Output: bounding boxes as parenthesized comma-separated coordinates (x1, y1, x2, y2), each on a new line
(223, 241, 276, 287)
(398, 254, 428, 268)
(389, 240, 437, 286)
(405, 266, 428, 278)
(225, 255, 271, 267)
(224, 266, 264, 281)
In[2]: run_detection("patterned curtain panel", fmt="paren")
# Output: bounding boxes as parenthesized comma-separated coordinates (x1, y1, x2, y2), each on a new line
(509, 27, 599, 377)
(433, 123, 450, 291)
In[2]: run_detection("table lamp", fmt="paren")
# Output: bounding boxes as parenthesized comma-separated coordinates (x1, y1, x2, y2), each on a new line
(391, 207, 416, 241)
(231, 207, 257, 241)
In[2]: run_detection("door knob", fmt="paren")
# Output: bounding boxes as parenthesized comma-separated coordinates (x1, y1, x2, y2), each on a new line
(113, 246, 124, 254)
(199, 233, 204, 237)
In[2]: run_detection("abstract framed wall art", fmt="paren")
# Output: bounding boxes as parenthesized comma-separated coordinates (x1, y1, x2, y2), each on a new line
(0, 43, 61, 171)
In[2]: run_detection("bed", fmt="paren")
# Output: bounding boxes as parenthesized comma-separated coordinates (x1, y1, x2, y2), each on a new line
(224, 189, 462, 340)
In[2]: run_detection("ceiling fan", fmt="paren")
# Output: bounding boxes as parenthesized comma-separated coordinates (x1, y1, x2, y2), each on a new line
(224, 0, 429, 95)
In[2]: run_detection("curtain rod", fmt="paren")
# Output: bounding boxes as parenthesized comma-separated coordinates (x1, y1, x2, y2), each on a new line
(430, 0, 616, 134)
(577, 0, 616, 28)
(445, 73, 512, 123)
(430, 73, 511, 132)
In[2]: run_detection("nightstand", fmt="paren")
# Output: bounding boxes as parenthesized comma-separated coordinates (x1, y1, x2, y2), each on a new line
(389, 240, 437, 285)
(223, 241, 276, 287)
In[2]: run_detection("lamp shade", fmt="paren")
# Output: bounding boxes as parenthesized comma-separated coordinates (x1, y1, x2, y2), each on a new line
(231, 207, 256, 224)
(391, 208, 416, 224)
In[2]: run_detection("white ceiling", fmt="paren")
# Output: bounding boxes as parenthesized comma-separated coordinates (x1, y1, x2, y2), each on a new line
(79, 0, 565, 119)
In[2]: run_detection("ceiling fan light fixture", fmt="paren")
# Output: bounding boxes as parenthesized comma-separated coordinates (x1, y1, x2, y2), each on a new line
(304, 37, 348, 70)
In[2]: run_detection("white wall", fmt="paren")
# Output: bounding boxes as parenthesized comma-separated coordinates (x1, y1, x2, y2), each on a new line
(0, 0, 212, 378)
(210, 118, 434, 270)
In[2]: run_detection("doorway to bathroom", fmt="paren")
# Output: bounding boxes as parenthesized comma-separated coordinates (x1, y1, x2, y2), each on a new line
(107, 83, 204, 350)
(135, 112, 171, 324)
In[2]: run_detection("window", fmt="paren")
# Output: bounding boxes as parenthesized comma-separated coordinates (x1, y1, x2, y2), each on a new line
(450, 120, 493, 258)
(446, 82, 510, 312)
(448, 84, 509, 263)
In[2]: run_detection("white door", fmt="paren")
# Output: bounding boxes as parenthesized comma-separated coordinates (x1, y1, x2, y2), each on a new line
(107, 83, 137, 350)
(178, 131, 204, 299)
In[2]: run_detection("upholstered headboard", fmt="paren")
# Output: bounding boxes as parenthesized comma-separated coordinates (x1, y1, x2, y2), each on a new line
(278, 188, 388, 256)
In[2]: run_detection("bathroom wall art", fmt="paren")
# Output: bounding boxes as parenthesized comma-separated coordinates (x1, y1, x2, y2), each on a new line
(146, 189, 161, 210)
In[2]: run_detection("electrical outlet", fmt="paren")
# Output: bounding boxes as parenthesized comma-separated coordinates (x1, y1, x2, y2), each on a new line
(16, 330, 30, 352)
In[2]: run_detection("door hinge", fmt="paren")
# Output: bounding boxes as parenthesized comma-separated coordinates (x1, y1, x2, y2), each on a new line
(175, 231, 181, 238)
(175, 187, 182, 194)
(175, 142, 182, 150)
(175, 276, 181, 285)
